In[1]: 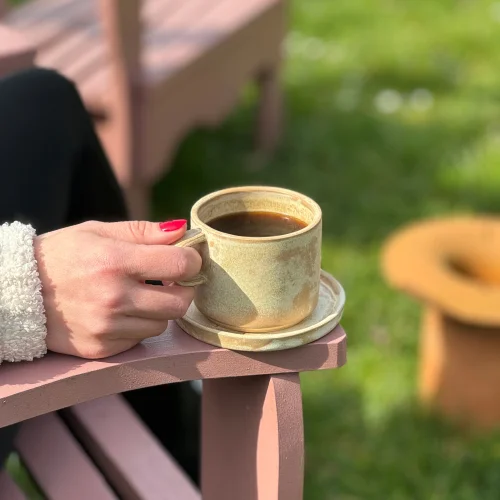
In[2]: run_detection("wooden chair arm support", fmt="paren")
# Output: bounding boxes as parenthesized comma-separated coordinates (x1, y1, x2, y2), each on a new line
(97, 0, 143, 181)
(98, 0, 141, 84)
(0, 322, 346, 428)
(202, 373, 305, 500)
(0, 24, 36, 78)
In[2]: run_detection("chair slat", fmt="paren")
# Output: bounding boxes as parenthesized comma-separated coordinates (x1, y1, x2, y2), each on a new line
(144, 0, 278, 81)
(15, 413, 117, 500)
(37, 24, 104, 88)
(0, 470, 26, 500)
(4, 0, 282, 94)
(5, 0, 93, 49)
(66, 394, 200, 500)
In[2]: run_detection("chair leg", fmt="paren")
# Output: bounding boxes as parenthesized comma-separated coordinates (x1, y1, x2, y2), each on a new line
(202, 374, 304, 500)
(254, 63, 283, 153)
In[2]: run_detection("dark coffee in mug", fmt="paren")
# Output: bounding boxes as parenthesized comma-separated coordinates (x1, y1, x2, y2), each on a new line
(207, 211, 308, 237)
(173, 186, 322, 331)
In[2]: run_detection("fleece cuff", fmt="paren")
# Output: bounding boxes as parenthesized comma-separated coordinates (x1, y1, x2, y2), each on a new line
(0, 222, 47, 363)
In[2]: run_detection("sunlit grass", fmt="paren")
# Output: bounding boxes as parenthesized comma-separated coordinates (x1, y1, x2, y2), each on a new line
(153, 0, 500, 498)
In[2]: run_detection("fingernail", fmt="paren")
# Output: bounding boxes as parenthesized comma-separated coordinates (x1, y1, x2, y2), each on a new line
(159, 219, 187, 232)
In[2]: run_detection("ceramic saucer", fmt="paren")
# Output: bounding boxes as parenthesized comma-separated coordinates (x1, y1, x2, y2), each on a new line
(175, 270, 345, 352)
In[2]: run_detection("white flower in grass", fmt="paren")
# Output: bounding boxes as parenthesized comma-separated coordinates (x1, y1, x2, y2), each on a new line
(326, 46, 345, 64)
(302, 37, 327, 60)
(336, 88, 360, 112)
(286, 32, 333, 60)
(487, 123, 500, 143)
(285, 31, 301, 54)
(374, 89, 402, 114)
(344, 71, 366, 91)
(409, 88, 434, 112)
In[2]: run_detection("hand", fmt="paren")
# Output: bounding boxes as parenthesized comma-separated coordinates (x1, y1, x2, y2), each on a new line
(35, 220, 202, 359)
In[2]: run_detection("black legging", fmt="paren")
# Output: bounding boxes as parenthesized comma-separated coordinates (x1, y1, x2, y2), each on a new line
(0, 68, 200, 482)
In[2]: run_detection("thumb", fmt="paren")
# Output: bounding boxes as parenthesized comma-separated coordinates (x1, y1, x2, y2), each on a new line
(86, 219, 188, 245)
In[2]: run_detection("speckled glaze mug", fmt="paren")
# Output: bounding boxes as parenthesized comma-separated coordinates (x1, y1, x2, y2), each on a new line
(174, 186, 322, 333)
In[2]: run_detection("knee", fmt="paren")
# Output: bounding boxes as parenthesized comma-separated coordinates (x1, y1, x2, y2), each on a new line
(18, 67, 78, 97)
(1, 67, 81, 111)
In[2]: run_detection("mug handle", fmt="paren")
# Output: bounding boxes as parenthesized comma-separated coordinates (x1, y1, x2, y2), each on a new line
(172, 228, 207, 287)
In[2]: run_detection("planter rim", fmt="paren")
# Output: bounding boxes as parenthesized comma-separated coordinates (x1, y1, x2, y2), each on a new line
(382, 215, 500, 326)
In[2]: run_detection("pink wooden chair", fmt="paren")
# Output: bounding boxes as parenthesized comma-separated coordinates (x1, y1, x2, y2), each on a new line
(0, 0, 285, 218)
(0, 24, 35, 77)
(0, 322, 346, 499)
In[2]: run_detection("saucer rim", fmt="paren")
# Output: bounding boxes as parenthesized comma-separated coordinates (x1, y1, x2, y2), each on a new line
(175, 270, 345, 351)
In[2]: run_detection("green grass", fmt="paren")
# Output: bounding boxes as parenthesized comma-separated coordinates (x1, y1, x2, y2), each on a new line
(152, 0, 500, 498)
(6, 454, 44, 500)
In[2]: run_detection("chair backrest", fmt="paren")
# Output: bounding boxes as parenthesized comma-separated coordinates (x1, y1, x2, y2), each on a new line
(0, 25, 36, 79)
(97, 0, 143, 181)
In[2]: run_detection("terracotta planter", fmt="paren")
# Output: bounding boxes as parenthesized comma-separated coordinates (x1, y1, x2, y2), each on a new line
(382, 216, 500, 428)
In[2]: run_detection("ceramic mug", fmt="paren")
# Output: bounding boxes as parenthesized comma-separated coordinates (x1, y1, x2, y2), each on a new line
(173, 186, 322, 333)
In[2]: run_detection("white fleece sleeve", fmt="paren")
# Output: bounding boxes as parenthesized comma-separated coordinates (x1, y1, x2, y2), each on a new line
(0, 222, 47, 363)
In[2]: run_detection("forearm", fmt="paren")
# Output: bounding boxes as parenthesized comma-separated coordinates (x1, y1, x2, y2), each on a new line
(0, 222, 47, 363)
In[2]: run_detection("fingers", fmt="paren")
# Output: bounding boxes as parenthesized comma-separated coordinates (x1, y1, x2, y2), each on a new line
(122, 243, 202, 282)
(54, 315, 171, 359)
(69, 338, 140, 360)
(83, 219, 188, 245)
(109, 316, 170, 340)
(46, 327, 141, 360)
(126, 283, 195, 321)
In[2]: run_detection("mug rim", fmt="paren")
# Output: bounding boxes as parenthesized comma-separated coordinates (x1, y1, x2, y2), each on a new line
(190, 186, 322, 242)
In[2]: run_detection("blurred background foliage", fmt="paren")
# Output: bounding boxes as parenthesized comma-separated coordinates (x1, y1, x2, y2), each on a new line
(153, 1, 500, 498)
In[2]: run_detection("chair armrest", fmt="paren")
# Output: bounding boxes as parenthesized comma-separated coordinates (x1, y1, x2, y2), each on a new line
(0, 24, 36, 78)
(0, 322, 346, 427)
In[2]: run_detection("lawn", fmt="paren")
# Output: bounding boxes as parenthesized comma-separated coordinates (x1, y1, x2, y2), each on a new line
(7, 0, 500, 498)
(153, 0, 500, 498)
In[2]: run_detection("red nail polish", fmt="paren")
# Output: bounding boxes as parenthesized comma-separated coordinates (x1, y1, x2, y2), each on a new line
(159, 219, 187, 232)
